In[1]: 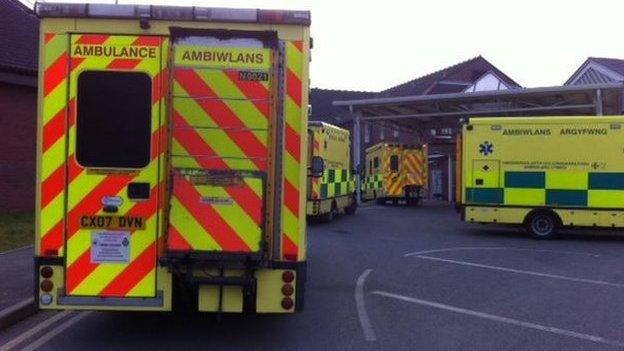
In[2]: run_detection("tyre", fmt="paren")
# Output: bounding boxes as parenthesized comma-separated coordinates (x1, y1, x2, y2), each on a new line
(526, 211, 559, 239)
(323, 202, 338, 222)
(344, 194, 358, 215)
(376, 197, 385, 205)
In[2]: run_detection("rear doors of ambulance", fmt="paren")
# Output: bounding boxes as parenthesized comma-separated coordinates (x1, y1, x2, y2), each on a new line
(64, 35, 165, 298)
(167, 31, 275, 257)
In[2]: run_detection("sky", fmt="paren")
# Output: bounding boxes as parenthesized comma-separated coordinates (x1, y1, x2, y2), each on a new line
(26, 0, 624, 91)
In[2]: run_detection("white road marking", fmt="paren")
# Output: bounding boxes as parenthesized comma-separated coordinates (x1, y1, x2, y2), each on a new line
(414, 255, 624, 288)
(0, 298, 34, 321)
(20, 312, 91, 351)
(358, 206, 382, 211)
(0, 245, 33, 256)
(404, 246, 600, 258)
(373, 290, 624, 348)
(0, 311, 70, 351)
(355, 269, 376, 341)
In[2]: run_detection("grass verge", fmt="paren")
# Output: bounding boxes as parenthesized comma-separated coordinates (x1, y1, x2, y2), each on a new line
(0, 212, 34, 253)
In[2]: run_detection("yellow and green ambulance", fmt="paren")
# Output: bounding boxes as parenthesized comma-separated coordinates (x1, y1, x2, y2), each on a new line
(307, 122, 356, 221)
(459, 116, 624, 238)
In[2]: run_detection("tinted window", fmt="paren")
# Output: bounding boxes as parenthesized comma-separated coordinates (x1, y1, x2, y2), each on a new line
(374, 157, 379, 169)
(390, 155, 399, 172)
(76, 71, 152, 168)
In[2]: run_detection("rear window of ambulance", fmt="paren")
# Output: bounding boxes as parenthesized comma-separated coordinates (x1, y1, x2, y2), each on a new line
(76, 71, 152, 169)
(390, 155, 399, 172)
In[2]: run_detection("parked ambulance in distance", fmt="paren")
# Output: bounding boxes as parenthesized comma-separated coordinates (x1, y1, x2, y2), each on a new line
(458, 116, 624, 239)
(362, 143, 428, 205)
(306, 121, 357, 221)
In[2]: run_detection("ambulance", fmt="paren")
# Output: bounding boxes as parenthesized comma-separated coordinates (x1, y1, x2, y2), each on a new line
(458, 116, 624, 239)
(34, 2, 310, 313)
(306, 122, 357, 221)
(362, 143, 428, 205)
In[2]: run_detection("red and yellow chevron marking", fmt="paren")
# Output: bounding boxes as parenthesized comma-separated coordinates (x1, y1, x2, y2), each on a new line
(38, 34, 166, 261)
(38, 33, 72, 256)
(310, 131, 321, 199)
(403, 150, 427, 187)
(38, 34, 166, 297)
(382, 148, 403, 196)
(282, 41, 305, 261)
(168, 50, 271, 252)
(172, 68, 269, 171)
(168, 174, 262, 252)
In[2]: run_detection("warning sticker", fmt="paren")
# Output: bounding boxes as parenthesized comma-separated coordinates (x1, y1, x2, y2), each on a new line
(91, 231, 131, 264)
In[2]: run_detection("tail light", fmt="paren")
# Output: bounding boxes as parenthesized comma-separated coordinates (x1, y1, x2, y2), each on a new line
(282, 284, 294, 296)
(281, 297, 294, 310)
(41, 266, 53, 279)
(40, 279, 54, 293)
(282, 270, 295, 283)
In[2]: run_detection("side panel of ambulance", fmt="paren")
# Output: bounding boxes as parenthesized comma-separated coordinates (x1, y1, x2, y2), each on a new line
(34, 2, 310, 313)
(306, 122, 356, 221)
(362, 143, 384, 201)
(461, 116, 624, 239)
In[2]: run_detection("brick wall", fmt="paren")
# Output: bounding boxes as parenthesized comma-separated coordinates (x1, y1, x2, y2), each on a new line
(0, 81, 37, 212)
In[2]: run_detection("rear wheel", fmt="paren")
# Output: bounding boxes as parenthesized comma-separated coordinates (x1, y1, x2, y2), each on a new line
(323, 201, 338, 222)
(405, 186, 421, 206)
(344, 194, 358, 215)
(526, 211, 559, 239)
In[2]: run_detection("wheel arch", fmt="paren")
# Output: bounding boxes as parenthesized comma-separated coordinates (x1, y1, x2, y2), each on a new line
(523, 208, 563, 227)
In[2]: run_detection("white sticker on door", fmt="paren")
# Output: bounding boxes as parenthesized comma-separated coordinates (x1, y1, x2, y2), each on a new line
(91, 231, 131, 264)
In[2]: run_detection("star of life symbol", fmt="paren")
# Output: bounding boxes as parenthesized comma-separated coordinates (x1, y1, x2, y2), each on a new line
(479, 141, 493, 156)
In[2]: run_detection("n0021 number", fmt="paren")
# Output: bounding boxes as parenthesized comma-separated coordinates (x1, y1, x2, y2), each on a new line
(239, 71, 269, 82)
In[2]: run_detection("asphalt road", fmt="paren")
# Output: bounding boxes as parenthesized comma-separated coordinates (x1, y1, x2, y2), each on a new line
(0, 247, 33, 311)
(4, 201, 624, 350)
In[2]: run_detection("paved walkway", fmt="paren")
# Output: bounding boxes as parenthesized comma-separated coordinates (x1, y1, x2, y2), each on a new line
(0, 246, 33, 312)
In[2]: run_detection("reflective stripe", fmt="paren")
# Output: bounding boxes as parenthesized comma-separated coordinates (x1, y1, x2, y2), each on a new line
(61, 35, 164, 298)
(319, 169, 354, 198)
(282, 41, 304, 260)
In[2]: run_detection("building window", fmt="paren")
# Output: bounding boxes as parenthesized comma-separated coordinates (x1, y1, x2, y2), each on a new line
(393, 128, 399, 138)
(380, 125, 385, 140)
(364, 124, 370, 143)
(76, 71, 152, 168)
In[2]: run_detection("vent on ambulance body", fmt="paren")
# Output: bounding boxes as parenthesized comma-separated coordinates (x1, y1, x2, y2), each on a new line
(35, 2, 311, 25)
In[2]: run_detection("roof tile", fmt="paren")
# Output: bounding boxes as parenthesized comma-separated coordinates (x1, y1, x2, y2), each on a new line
(0, 0, 39, 75)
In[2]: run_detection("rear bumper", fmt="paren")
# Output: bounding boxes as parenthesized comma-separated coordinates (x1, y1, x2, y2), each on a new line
(35, 256, 306, 313)
(34, 256, 172, 311)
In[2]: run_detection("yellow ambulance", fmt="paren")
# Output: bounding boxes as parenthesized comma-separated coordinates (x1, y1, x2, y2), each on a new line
(459, 116, 624, 239)
(34, 2, 310, 313)
(307, 122, 356, 221)
(362, 143, 428, 205)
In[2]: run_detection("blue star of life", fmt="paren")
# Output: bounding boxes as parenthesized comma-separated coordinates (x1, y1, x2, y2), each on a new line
(479, 141, 493, 156)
